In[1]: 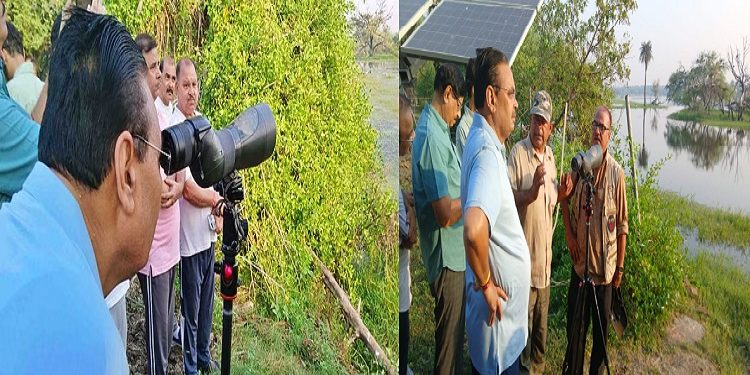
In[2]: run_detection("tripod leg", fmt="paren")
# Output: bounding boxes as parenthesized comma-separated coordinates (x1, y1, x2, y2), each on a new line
(589, 283, 611, 375)
(221, 299, 233, 375)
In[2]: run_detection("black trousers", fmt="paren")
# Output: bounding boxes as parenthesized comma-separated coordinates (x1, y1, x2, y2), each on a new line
(399, 310, 409, 375)
(565, 268, 612, 375)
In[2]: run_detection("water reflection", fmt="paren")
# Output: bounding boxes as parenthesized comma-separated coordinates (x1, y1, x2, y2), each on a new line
(613, 101, 750, 213)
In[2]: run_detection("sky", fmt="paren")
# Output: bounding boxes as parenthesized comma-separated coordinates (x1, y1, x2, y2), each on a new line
(353, 0, 399, 32)
(617, 0, 750, 87)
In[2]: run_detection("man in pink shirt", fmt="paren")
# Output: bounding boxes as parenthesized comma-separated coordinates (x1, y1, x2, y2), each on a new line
(135, 33, 184, 375)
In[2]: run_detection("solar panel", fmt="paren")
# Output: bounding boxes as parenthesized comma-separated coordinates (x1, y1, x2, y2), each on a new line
(400, 0, 429, 30)
(401, 0, 540, 64)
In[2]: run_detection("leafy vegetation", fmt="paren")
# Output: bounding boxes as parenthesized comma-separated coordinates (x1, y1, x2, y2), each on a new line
(109, 0, 396, 371)
(668, 108, 750, 130)
(5, 0, 65, 78)
(665, 51, 734, 113)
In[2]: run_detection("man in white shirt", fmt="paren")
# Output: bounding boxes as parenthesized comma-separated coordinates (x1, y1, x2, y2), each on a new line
(1, 21, 43, 114)
(172, 58, 223, 375)
(156, 57, 176, 120)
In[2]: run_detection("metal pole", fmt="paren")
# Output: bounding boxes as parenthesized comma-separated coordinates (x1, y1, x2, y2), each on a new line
(552, 102, 569, 231)
(624, 95, 642, 224)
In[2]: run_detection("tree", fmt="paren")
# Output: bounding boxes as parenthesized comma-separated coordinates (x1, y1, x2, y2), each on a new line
(6, 0, 66, 78)
(350, 0, 393, 56)
(727, 37, 749, 121)
(513, 0, 637, 142)
(651, 79, 660, 103)
(665, 51, 731, 113)
(640, 40, 653, 106)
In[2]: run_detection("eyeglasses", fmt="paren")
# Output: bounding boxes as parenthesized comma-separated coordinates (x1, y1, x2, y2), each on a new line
(134, 134, 171, 166)
(491, 85, 516, 101)
(592, 120, 611, 133)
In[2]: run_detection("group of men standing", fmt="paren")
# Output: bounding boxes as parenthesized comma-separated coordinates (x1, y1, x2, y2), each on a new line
(399, 47, 629, 375)
(0, 7, 223, 371)
(111, 33, 223, 375)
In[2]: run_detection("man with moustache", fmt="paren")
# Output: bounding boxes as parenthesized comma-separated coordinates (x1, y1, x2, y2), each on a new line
(0, 9, 162, 373)
(156, 57, 176, 120)
(134, 32, 184, 375)
(412, 63, 466, 374)
(172, 58, 223, 375)
(561, 106, 628, 375)
(461, 47, 530, 375)
(507, 91, 573, 374)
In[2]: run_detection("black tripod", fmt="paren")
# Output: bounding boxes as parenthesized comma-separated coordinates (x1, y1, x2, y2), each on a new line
(212, 171, 249, 375)
(562, 177, 611, 375)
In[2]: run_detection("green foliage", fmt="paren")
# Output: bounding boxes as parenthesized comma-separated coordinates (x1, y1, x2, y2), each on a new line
(687, 253, 750, 372)
(666, 51, 733, 112)
(5, 0, 65, 78)
(513, 0, 636, 142)
(107, 0, 397, 371)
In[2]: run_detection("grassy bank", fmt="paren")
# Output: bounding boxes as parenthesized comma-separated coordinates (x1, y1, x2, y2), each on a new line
(681, 252, 750, 373)
(668, 108, 750, 130)
(613, 97, 668, 109)
(654, 190, 750, 249)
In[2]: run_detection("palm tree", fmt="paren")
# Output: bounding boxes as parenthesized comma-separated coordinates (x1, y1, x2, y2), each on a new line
(640, 41, 653, 107)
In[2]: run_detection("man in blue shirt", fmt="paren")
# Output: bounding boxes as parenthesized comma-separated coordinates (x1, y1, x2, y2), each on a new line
(0, 8, 163, 373)
(462, 47, 530, 375)
(412, 63, 466, 374)
(0, 1, 39, 207)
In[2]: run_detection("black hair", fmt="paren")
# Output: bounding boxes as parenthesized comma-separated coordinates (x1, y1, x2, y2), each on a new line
(50, 14, 62, 51)
(3, 21, 24, 56)
(464, 57, 476, 98)
(433, 63, 464, 100)
(135, 33, 157, 55)
(39, 8, 151, 190)
(159, 56, 174, 73)
(399, 93, 411, 110)
(474, 47, 509, 110)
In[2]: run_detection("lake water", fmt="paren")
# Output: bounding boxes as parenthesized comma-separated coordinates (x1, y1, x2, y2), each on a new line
(611, 97, 750, 214)
(361, 59, 399, 194)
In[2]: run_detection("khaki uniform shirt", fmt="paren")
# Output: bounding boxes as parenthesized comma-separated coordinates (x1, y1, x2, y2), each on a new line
(569, 152, 628, 285)
(508, 137, 558, 288)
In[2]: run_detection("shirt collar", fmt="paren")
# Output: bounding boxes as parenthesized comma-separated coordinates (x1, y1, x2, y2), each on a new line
(422, 103, 449, 136)
(23, 162, 100, 285)
(16, 62, 35, 76)
(473, 111, 505, 153)
(524, 136, 549, 163)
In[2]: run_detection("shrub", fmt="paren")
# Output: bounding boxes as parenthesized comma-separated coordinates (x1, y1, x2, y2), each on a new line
(107, 0, 397, 370)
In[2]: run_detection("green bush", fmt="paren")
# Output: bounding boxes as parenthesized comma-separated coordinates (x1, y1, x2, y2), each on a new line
(106, 0, 397, 371)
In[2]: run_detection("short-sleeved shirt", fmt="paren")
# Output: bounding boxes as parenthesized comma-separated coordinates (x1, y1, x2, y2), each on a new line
(0, 163, 128, 374)
(0, 60, 39, 206)
(455, 104, 474, 159)
(507, 136, 558, 288)
(171, 109, 218, 257)
(411, 103, 465, 284)
(398, 189, 412, 312)
(461, 112, 530, 374)
(139, 103, 181, 277)
(7, 62, 45, 114)
(569, 152, 628, 285)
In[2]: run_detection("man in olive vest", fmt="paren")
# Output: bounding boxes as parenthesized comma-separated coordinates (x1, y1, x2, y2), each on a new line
(561, 106, 628, 375)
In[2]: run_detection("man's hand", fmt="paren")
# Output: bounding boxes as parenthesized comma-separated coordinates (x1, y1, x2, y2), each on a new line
(404, 190, 414, 209)
(612, 269, 623, 288)
(558, 173, 573, 202)
(530, 164, 545, 199)
(405, 205, 418, 249)
(161, 178, 182, 208)
(477, 278, 508, 327)
(214, 213, 223, 234)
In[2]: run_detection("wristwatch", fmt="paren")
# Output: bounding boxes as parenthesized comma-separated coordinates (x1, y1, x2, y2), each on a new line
(616, 265, 624, 274)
